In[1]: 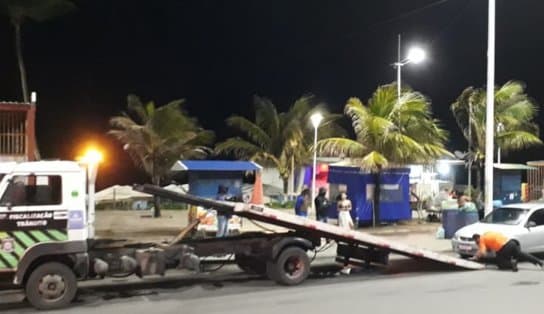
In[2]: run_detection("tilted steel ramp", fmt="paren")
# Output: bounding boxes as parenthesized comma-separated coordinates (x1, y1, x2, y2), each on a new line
(135, 184, 484, 270)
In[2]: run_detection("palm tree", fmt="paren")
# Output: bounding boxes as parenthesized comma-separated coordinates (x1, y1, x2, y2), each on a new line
(109, 94, 214, 217)
(451, 80, 542, 191)
(215, 95, 342, 194)
(317, 83, 450, 221)
(0, 0, 75, 102)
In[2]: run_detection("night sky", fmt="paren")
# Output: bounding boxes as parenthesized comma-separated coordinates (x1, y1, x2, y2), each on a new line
(0, 0, 543, 188)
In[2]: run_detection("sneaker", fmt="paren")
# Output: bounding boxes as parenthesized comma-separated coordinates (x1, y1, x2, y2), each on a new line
(340, 267, 351, 275)
(511, 261, 518, 272)
(509, 257, 518, 272)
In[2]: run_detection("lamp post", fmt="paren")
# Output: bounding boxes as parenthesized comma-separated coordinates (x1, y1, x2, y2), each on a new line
(496, 122, 504, 164)
(484, 0, 496, 216)
(310, 112, 323, 218)
(78, 148, 103, 238)
(393, 35, 426, 106)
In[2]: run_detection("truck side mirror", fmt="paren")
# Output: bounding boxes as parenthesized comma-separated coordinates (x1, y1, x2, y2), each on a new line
(527, 221, 537, 229)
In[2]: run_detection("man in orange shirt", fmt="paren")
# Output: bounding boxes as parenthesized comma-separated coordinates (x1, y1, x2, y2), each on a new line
(473, 232, 543, 272)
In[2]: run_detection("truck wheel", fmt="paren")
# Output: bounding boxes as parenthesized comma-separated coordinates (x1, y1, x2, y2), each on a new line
(25, 262, 77, 310)
(235, 254, 266, 275)
(267, 247, 310, 286)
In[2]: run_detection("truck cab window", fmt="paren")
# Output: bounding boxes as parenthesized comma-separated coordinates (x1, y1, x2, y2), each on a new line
(0, 175, 62, 206)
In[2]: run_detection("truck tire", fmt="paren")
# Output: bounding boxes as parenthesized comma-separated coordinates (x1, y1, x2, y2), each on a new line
(235, 254, 266, 275)
(266, 247, 310, 286)
(25, 262, 77, 310)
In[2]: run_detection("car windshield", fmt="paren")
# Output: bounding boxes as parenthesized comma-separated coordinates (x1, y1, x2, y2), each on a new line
(482, 207, 529, 225)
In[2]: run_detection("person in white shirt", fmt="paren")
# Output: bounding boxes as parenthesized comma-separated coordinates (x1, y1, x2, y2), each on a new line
(337, 193, 353, 229)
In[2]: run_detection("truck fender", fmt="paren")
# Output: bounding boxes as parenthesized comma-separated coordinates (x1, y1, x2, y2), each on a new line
(269, 237, 314, 261)
(14, 241, 87, 285)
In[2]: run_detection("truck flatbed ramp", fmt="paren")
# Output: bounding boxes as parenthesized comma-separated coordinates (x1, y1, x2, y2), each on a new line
(136, 184, 483, 270)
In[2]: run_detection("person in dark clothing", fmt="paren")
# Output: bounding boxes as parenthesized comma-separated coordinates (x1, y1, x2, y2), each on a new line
(473, 232, 543, 272)
(314, 187, 330, 223)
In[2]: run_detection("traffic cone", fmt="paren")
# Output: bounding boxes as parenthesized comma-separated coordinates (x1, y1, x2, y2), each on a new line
(251, 172, 264, 204)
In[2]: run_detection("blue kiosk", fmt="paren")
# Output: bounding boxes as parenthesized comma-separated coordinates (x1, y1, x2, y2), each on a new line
(327, 165, 411, 225)
(170, 160, 262, 198)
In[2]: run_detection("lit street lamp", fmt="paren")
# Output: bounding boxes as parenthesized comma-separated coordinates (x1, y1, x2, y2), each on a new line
(393, 35, 426, 105)
(78, 147, 104, 238)
(310, 112, 323, 217)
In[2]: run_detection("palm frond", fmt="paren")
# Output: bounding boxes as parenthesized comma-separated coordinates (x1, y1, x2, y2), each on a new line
(497, 131, 543, 152)
(214, 138, 263, 159)
(225, 116, 271, 148)
(316, 138, 366, 158)
(254, 95, 280, 137)
(358, 151, 389, 172)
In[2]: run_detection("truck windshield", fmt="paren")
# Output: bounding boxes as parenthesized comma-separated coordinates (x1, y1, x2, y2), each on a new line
(482, 207, 529, 225)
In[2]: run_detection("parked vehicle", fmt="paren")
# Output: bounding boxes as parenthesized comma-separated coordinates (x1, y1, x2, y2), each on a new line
(452, 202, 544, 257)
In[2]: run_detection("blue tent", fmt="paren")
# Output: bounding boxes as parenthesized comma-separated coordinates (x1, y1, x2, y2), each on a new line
(171, 160, 262, 198)
(327, 166, 411, 224)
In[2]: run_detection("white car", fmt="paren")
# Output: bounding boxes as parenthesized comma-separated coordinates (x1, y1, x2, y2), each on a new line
(452, 202, 544, 257)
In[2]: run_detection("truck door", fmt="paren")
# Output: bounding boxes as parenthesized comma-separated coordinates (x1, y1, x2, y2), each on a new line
(0, 174, 67, 271)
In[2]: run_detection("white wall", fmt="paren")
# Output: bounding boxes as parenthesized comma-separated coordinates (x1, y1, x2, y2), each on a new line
(262, 167, 283, 192)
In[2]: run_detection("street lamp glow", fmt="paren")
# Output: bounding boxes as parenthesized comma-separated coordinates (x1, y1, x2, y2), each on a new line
(310, 112, 323, 129)
(406, 47, 426, 64)
(79, 148, 103, 164)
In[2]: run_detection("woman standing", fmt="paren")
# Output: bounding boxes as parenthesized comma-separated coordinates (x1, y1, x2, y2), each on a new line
(337, 192, 354, 229)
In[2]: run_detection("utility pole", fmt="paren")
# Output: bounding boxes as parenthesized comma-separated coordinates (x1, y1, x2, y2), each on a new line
(484, 0, 496, 216)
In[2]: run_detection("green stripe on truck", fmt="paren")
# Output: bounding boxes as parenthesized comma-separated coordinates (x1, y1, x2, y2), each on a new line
(0, 252, 17, 268)
(13, 231, 35, 248)
(29, 230, 51, 242)
(48, 230, 68, 241)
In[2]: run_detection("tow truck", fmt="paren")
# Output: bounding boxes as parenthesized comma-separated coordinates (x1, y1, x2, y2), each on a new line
(0, 159, 483, 310)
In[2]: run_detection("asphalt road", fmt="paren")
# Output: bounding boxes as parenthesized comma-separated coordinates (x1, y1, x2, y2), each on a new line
(2, 255, 543, 314)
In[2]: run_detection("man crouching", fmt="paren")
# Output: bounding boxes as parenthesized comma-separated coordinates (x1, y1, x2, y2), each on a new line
(472, 232, 543, 272)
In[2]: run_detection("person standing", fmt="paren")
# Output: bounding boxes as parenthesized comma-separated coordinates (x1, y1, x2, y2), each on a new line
(295, 188, 311, 217)
(314, 187, 330, 223)
(215, 185, 231, 237)
(458, 195, 478, 212)
(337, 192, 354, 229)
(472, 231, 543, 271)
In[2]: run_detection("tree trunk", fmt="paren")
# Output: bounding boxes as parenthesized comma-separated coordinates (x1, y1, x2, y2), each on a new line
(152, 175, 161, 218)
(373, 171, 381, 228)
(289, 156, 295, 195)
(14, 21, 29, 103)
(282, 177, 289, 195)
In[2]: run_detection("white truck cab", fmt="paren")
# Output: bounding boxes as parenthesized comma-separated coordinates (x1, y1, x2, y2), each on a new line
(0, 161, 90, 309)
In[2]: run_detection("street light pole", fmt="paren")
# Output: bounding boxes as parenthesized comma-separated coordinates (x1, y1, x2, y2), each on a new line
(393, 35, 426, 112)
(397, 34, 402, 103)
(78, 148, 103, 239)
(468, 100, 472, 198)
(484, 0, 496, 216)
(310, 113, 323, 219)
(497, 122, 504, 164)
